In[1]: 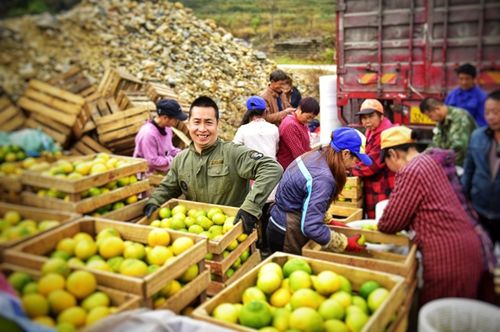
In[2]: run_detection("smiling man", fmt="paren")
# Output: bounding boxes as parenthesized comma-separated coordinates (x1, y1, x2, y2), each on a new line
(144, 96, 283, 235)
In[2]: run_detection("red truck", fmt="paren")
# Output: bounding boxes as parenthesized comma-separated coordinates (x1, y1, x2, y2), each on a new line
(336, 0, 500, 129)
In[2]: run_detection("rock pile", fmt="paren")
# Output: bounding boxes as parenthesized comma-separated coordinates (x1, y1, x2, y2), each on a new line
(0, 0, 312, 139)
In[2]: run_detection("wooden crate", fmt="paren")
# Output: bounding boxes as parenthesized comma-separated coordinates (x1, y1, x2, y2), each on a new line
(21, 154, 148, 193)
(148, 173, 165, 187)
(4, 217, 208, 298)
(21, 180, 150, 214)
(146, 81, 178, 102)
(336, 176, 363, 207)
(0, 96, 25, 131)
(325, 204, 363, 223)
(47, 66, 96, 97)
(95, 106, 150, 156)
(116, 90, 156, 111)
(156, 269, 210, 314)
(86, 96, 121, 131)
(0, 202, 79, 251)
(1, 262, 141, 313)
(101, 198, 148, 223)
(193, 252, 406, 332)
(205, 230, 258, 276)
(98, 68, 143, 98)
(69, 135, 112, 156)
(25, 112, 73, 146)
(137, 199, 243, 255)
(495, 267, 500, 295)
(172, 121, 192, 149)
(207, 250, 261, 297)
(17, 79, 88, 143)
(302, 225, 417, 283)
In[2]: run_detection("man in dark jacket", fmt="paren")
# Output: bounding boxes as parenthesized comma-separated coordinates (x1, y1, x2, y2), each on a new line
(462, 90, 500, 244)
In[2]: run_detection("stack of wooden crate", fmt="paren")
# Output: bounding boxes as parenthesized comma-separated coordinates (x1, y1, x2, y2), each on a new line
(98, 67, 144, 98)
(19, 80, 88, 147)
(20, 154, 150, 215)
(336, 176, 363, 208)
(137, 199, 261, 296)
(3, 217, 209, 313)
(302, 226, 417, 332)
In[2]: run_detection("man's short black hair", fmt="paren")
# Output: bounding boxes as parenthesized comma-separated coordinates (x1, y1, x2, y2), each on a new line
(269, 69, 288, 82)
(455, 63, 477, 78)
(419, 97, 443, 113)
(487, 90, 500, 102)
(189, 96, 219, 120)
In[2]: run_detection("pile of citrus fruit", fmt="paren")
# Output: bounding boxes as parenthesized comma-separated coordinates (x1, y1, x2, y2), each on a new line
(149, 204, 238, 240)
(46, 227, 197, 278)
(7, 268, 115, 330)
(211, 258, 391, 332)
(206, 232, 252, 279)
(0, 209, 60, 243)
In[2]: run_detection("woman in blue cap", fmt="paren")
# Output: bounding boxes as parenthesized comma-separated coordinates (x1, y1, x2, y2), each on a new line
(267, 127, 373, 254)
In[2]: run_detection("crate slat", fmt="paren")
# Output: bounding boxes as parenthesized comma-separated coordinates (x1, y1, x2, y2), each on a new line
(69, 136, 112, 156)
(325, 204, 363, 223)
(0, 97, 25, 131)
(102, 199, 147, 222)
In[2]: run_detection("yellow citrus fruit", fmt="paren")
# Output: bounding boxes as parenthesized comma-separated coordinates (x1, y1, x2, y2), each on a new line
(257, 272, 282, 294)
(22, 293, 49, 318)
(125, 195, 138, 204)
(73, 232, 94, 243)
(81, 291, 110, 311)
(66, 271, 97, 299)
(146, 246, 173, 265)
(4, 210, 21, 225)
(290, 288, 323, 310)
(171, 237, 194, 256)
(119, 258, 148, 277)
(98, 237, 125, 258)
(86, 306, 111, 326)
(41, 257, 70, 277)
(147, 228, 170, 247)
(33, 315, 56, 327)
(179, 264, 199, 283)
(270, 288, 292, 308)
(289, 307, 324, 332)
(48, 289, 77, 314)
(37, 273, 66, 296)
(161, 279, 182, 297)
(242, 287, 267, 304)
(90, 163, 107, 175)
(312, 270, 341, 296)
(86, 260, 113, 272)
(154, 296, 166, 309)
(74, 239, 97, 260)
(7, 271, 32, 293)
(212, 303, 239, 324)
(289, 270, 312, 291)
(56, 238, 76, 256)
(57, 306, 87, 328)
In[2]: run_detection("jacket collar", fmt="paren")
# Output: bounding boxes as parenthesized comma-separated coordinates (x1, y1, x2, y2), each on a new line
(188, 138, 221, 155)
(151, 118, 166, 136)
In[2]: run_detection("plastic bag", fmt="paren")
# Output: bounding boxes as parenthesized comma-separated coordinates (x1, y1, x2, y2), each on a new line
(2, 129, 59, 157)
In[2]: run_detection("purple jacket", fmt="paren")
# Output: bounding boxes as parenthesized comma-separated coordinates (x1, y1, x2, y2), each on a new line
(133, 120, 180, 173)
(270, 150, 336, 245)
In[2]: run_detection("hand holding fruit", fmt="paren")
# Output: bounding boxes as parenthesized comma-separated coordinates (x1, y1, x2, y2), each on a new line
(143, 204, 159, 218)
(345, 234, 366, 253)
(235, 209, 258, 235)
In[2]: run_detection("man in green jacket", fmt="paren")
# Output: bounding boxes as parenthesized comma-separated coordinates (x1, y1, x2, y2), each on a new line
(144, 96, 283, 234)
(419, 97, 477, 167)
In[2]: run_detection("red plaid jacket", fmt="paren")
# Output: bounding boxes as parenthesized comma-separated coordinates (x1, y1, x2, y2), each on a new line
(352, 118, 395, 218)
(378, 154, 483, 305)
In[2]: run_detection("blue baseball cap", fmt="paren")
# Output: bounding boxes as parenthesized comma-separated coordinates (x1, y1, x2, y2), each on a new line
(157, 99, 187, 121)
(330, 127, 372, 166)
(246, 96, 267, 111)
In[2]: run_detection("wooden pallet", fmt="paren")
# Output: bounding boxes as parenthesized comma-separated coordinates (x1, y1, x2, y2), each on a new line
(47, 66, 97, 98)
(172, 121, 192, 149)
(4, 217, 207, 299)
(207, 250, 261, 297)
(22, 180, 150, 214)
(21, 154, 148, 193)
(69, 135, 112, 156)
(98, 68, 143, 98)
(325, 204, 363, 223)
(0, 202, 79, 251)
(145, 81, 191, 111)
(303, 226, 417, 284)
(116, 90, 156, 111)
(95, 106, 150, 156)
(193, 252, 407, 332)
(0, 96, 25, 131)
(137, 199, 242, 255)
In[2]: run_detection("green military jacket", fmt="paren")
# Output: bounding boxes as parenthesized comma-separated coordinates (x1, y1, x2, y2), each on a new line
(147, 139, 283, 218)
(431, 106, 477, 166)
